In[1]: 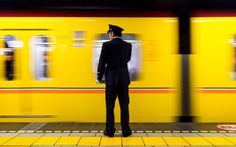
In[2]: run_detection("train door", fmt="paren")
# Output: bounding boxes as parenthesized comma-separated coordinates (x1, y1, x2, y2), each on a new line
(0, 30, 55, 119)
(28, 33, 56, 120)
(22, 32, 55, 118)
(0, 33, 22, 116)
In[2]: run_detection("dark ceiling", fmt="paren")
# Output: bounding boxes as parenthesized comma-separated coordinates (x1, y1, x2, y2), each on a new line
(0, 0, 236, 10)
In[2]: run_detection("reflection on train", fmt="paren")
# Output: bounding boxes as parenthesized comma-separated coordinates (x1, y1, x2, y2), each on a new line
(30, 35, 54, 80)
(93, 33, 141, 81)
(3, 35, 16, 80)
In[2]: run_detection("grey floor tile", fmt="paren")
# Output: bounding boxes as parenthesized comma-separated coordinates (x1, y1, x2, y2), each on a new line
(0, 133, 19, 136)
(147, 133, 174, 136)
(172, 133, 199, 136)
(75, 123, 93, 131)
(158, 123, 179, 131)
(70, 133, 96, 136)
(198, 133, 225, 136)
(59, 123, 79, 131)
(187, 123, 222, 131)
(18, 133, 45, 136)
(95, 133, 104, 136)
(19, 122, 46, 131)
(91, 123, 105, 131)
(0, 123, 29, 131)
(44, 133, 70, 136)
(131, 133, 147, 136)
(223, 133, 236, 136)
(37, 123, 63, 131)
(129, 123, 144, 131)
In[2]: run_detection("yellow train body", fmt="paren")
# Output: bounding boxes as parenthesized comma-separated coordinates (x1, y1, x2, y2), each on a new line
(0, 17, 179, 122)
(192, 17, 236, 122)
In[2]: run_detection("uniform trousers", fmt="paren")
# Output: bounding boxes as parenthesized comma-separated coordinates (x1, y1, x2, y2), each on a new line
(105, 84, 131, 134)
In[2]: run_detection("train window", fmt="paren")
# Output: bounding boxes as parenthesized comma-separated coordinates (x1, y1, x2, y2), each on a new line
(73, 31, 85, 47)
(74, 40, 85, 48)
(99, 34, 109, 40)
(92, 33, 141, 81)
(231, 36, 236, 80)
(74, 31, 84, 38)
(30, 35, 55, 80)
(2, 35, 16, 80)
(97, 34, 136, 41)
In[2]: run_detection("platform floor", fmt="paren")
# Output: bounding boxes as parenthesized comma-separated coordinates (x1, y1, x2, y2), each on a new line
(0, 123, 235, 146)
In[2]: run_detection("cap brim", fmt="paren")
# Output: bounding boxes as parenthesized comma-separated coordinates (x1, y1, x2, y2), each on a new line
(107, 29, 112, 33)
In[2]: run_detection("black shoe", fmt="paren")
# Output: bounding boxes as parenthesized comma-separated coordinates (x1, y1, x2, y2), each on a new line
(103, 130, 114, 137)
(122, 131, 132, 137)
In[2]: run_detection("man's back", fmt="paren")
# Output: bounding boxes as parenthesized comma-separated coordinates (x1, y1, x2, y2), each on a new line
(104, 38, 131, 71)
(98, 37, 132, 85)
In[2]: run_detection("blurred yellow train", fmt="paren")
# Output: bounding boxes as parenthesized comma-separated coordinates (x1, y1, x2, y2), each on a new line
(0, 17, 179, 122)
(191, 16, 236, 122)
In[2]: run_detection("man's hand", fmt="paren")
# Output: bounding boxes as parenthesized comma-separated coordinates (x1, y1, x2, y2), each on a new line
(96, 79, 102, 84)
(96, 79, 105, 84)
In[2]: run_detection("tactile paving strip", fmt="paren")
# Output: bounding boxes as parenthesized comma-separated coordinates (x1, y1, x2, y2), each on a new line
(0, 132, 234, 146)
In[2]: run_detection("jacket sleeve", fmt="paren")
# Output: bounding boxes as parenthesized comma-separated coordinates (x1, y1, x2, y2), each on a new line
(128, 43, 132, 62)
(97, 43, 107, 81)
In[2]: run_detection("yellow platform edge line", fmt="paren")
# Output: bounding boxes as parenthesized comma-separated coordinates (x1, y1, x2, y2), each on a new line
(142, 136, 167, 146)
(225, 136, 236, 145)
(183, 136, 212, 146)
(77, 136, 101, 146)
(162, 137, 190, 146)
(32, 136, 61, 146)
(0, 145, 31, 147)
(204, 136, 235, 146)
(55, 136, 81, 146)
(122, 137, 145, 146)
(3, 136, 40, 146)
(100, 137, 122, 146)
(0, 136, 236, 146)
(0, 136, 15, 145)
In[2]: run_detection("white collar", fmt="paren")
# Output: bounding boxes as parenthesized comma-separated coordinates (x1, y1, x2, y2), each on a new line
(114, 36, 121, 38)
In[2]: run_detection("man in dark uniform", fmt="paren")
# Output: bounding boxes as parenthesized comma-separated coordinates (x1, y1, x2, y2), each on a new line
(96, 24, 132, 137)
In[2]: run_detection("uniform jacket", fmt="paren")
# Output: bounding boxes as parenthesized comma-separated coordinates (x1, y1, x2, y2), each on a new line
(97, 37, 132, 85)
